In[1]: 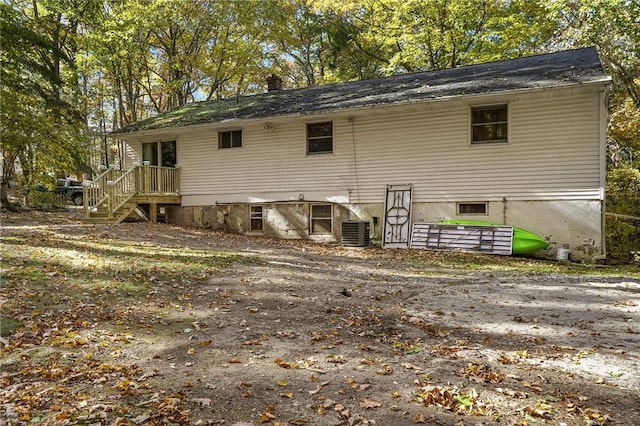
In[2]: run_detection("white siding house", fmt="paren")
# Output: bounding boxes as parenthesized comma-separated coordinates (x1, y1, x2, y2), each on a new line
(111, 48, 610, 260)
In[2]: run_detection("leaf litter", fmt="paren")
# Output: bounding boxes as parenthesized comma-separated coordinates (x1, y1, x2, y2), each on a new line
(1, 210, 639, 425)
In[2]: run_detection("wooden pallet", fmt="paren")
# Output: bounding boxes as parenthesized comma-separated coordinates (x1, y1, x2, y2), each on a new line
(410, 223, 513, 255)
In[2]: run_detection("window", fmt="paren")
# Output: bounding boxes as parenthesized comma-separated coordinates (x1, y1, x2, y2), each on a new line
(471, 105, 508, 144)
(249, 206, 263, 231)
(218, 130, 242, 149)
(310, 204, 332, 234)
(142, 141, 177, 167)
(307, 122, 333, 154)
(457, 202, 488, 215)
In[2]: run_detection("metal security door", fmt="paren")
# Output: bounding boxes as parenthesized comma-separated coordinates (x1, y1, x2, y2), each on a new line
(383, 184, 413, 248)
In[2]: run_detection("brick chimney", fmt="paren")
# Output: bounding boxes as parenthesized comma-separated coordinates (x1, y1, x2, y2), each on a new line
(266, 74, 283, 92)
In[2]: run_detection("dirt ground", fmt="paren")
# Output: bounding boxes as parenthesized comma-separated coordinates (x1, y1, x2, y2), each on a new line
(1, 208, 639, 426)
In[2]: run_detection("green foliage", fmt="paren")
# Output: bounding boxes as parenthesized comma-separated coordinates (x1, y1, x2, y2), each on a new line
(1, 1, 91, 209)
(26, 188, 67, 209)
(606, 166, 640, 263)
(2, 0, 639, 261)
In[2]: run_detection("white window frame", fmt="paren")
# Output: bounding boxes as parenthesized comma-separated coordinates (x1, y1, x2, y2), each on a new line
(310, 204, 333, 234)
(249, 205, 264, 232)
(218, 129, 243, 149)
(469, 104, 509, 145)
(457, 202, 488, 215)
(306, 121, 333, 155)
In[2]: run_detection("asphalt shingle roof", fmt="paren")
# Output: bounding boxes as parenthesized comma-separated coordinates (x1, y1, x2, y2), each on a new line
(112, 47, 609, 135)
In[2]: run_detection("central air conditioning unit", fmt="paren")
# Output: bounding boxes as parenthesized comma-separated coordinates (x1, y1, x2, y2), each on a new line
(341, 221, 370, 247)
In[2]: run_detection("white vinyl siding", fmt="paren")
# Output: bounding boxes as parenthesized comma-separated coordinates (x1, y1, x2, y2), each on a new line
(136, 87, 603, 206)
(177, 121, 353, 203)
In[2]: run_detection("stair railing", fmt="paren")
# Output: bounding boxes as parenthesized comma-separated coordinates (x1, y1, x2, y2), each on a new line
(107, 167, 138, 218)
(83, 166, 125, 218)
(138, 162, 180, 195)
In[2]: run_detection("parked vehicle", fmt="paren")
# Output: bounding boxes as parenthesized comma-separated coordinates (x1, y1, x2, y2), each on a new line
(54, 179, 85, 206)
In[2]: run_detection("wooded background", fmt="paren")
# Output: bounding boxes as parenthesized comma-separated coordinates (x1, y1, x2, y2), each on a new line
(1, 0, 638, 260)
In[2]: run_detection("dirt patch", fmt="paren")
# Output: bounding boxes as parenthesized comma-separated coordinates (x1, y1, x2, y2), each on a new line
(1, 209, 639, 425)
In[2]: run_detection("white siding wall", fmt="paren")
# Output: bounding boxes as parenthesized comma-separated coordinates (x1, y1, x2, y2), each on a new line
(349, 90, 601, 203)
(176, 119, 356, 205)
(126, 86, 604, 207)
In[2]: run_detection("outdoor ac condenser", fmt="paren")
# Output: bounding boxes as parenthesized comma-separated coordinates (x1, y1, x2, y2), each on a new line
(341, 221, 370, 247)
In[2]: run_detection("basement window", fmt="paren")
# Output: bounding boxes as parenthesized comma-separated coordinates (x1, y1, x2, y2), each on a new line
(249, 206, 264, 231)
(311, 204, 332, 234)
(457, 202, 488, 215)
(307, 122, 333, 154)
(218, 130, 242, 149)
(471, 105, 508, 144)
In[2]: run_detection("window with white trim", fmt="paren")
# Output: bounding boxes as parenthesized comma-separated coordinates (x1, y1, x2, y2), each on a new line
(457, 202, 488, 215)
(306, 121, 333, 154)
(471, 105, 508, 144)
(218, 130, 242, 149)
(310, 204, 332, 234)
(249, 206, 264, 231)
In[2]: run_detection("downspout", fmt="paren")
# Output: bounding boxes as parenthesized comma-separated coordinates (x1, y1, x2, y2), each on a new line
(591, 86, 609, 264)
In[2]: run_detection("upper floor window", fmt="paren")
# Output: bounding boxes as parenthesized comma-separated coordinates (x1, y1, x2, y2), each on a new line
(471, 105, 508, 144)
(307, 121, 333, 154)
(218, 130, 242, 149)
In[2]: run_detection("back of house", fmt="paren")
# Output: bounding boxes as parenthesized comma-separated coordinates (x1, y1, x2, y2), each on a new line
(109, 47, 611, 261)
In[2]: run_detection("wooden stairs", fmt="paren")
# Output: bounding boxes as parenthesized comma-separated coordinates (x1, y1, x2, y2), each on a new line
(82, 165, 180, 224)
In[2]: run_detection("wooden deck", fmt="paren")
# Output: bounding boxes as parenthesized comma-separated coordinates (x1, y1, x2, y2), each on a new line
(83, 165, 180, 223)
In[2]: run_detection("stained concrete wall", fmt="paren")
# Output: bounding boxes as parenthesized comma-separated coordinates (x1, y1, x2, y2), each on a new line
(167, 202, 350, 242)
(352, 199, 603, 261)
(168, 199, 601, 260)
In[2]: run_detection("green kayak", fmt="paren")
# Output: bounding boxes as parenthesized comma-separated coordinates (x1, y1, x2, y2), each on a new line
(439, 220, 549, 255)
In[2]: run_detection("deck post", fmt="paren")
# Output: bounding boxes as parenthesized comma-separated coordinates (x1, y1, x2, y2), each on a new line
(106, 180, 114, 219)
(150, 202, 158, 223)
(82, 181, 89, 219)
(174, 164, 181, 194)
(143, 161, 151, 194)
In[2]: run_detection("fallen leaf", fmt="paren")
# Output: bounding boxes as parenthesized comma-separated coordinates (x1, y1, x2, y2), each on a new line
(359, 398, 382, 409)
(274, 358, 298, 369)
(308, 381, 330, 395)
(258, 406, 276, 424)
(376, 365, 393, 375)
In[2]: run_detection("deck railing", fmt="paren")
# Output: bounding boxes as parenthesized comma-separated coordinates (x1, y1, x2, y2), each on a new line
(83, 164, 180, 219)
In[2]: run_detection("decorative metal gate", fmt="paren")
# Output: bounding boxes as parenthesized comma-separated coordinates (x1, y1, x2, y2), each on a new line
(383, 184, 413, 248)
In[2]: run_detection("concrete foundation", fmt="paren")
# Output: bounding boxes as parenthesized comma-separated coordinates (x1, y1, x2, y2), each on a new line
(167, 199, 603, 261)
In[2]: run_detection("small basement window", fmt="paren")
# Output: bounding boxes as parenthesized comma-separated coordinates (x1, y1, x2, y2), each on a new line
(307, 121, 333, 154)
(471, 105, 508, 144)
(249, 206, 264, 231)
(457, 202, 488, 215)
(310, 204, 332, 234)
(218, 130, 242, 149)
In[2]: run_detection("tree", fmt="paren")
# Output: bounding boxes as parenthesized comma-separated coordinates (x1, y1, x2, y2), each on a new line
(550, 0, 640, 261)
(1, 0, 98, 209)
